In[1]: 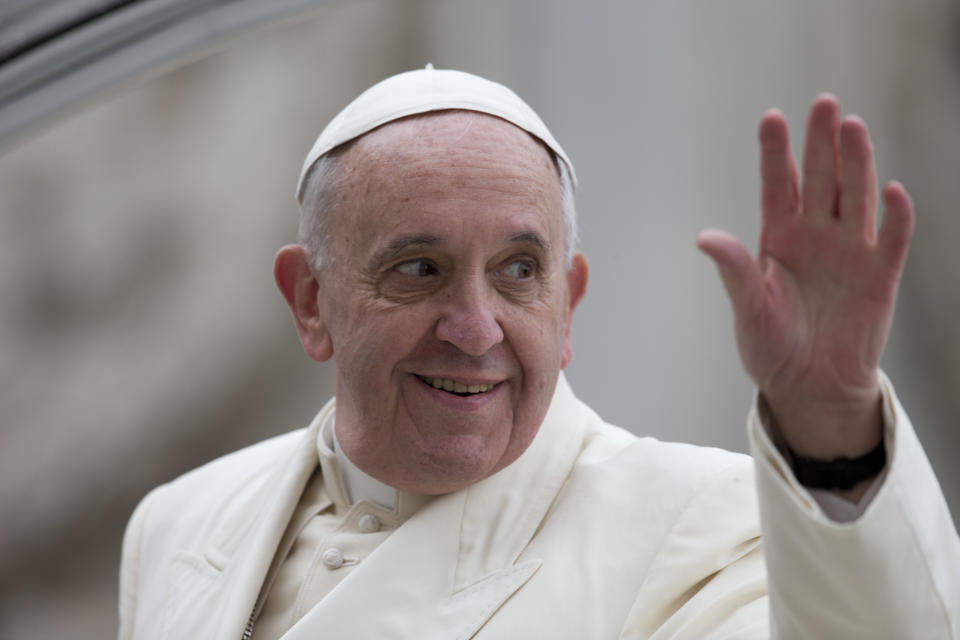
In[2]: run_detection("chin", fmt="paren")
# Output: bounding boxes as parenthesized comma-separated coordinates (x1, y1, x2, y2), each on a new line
(406, 436, 506, 494)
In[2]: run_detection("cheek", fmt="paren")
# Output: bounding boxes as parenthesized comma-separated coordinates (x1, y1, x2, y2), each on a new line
(508, 292, 569, 403)
(331, 303, 431, 384)
(510, 311, 566, 403)
(335, 324, 398, 383)
(518, 298, 568, 365)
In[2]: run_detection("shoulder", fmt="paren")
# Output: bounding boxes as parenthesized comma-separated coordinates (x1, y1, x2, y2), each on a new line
(171, 428, 306, 486)
(564, 401, 760, 551)
(128, 427, 309, 553)
(519, 400, 764, 634)
(574, 400, 754, 497)
(156, 428, 306, 505)
(119, 427, 312, 637)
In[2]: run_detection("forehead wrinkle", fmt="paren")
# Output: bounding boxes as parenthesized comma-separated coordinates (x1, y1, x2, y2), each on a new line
(398, 152, 556, 215)
(386, 234, 441, 251)
(405, 179, 546, 205)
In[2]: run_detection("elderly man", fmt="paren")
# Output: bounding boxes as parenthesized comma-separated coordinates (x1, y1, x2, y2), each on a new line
(119, 68, 959, 639)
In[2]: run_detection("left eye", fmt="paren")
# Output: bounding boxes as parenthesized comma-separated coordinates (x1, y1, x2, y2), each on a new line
(502, 261, 534, 279)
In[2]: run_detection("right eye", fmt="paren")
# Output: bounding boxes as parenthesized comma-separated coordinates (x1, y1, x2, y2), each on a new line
(394, 258, 438, 277)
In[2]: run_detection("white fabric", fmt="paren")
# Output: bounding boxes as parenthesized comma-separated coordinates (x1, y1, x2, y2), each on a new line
(749, 372, 960, 637)
(119, 373, 960, 639)
(295, 65, 576, 202)
(253, 414, 432, 639)
(248, 468, 333, 640)
(756, 393, 889, 524)
(806, 466, 887, 522)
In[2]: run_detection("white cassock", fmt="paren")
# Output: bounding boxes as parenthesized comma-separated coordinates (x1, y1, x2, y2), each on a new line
(118, 373, 960, 639)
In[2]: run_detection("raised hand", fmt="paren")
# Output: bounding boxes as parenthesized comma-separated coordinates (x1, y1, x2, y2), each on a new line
(697, 94, 914, 463)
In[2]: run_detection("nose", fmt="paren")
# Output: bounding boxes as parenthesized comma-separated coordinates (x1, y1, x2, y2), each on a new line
(434, 276, 504, 356)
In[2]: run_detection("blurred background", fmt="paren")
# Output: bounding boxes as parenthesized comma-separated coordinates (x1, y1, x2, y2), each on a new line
(1, 0, 958, 637)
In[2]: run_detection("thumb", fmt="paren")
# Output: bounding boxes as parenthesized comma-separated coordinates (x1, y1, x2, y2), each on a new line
(695, 229, 764, 318)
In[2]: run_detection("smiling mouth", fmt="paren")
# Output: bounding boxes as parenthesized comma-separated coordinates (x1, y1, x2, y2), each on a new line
(417, 375, 495, 396)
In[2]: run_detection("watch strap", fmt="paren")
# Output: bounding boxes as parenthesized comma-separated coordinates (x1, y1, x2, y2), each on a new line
(789, 440, 887, 490)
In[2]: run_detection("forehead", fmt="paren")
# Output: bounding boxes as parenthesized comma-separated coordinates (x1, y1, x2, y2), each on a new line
(331, 111, 564, 248)
(348, 110, 558, 174)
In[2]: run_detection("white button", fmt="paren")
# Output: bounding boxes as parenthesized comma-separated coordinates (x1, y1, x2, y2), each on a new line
(322, 548, 344, 570)
(358, 514, 381, 533)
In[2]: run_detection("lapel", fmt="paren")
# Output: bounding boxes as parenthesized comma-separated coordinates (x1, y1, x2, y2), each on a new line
(207, 408, 330, 640)
(281, 373, 588, 640)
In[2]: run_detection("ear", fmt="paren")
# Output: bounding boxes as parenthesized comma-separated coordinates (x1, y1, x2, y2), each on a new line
(560, 252, 589, 369)
(274, 245, 334, 362)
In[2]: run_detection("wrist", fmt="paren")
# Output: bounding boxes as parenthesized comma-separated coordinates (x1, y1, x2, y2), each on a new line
(760, 387, 883, 459)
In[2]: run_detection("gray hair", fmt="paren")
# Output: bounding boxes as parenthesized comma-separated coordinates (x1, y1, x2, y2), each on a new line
(298, 148, 578, 271)
(298, 151, 346, 272)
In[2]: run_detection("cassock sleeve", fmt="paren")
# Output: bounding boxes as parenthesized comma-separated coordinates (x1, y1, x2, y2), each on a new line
(749, 371, 960, 638)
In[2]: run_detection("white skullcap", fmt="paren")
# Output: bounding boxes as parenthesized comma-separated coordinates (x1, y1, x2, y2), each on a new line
(295, 65, 576, 203)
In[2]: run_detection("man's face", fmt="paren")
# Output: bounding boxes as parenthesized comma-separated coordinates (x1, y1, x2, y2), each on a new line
(309, 111, 586, 494)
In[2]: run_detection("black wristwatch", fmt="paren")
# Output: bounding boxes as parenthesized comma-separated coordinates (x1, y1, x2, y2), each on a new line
(788, 440, 887, 490)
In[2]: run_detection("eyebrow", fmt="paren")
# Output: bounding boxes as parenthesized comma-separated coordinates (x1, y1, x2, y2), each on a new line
(373, 230, 551, 266)
(372, 234, 442, 267)
(509, 231, 550, 254)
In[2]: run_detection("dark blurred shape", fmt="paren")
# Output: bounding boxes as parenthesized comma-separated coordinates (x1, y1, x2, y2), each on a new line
(0, 0, 136, 63)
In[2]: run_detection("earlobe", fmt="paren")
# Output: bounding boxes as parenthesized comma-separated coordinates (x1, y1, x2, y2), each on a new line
(274, 245, 334, 362)
(561, 252, 589, 369)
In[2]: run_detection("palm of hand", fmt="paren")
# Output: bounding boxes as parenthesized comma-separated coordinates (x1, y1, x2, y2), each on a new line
(698, 95, 914, 457)
(751, 206, 900, 403)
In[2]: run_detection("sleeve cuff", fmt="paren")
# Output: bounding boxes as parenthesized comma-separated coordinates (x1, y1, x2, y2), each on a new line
(749, 371, 898, 523)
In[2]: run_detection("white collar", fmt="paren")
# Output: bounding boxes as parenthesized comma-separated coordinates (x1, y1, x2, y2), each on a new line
(316, 409, 431, 518)
(331, 420, 397, 511)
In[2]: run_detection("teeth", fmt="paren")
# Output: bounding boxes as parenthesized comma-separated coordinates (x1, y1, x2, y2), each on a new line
(419, 376, 493, 394)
